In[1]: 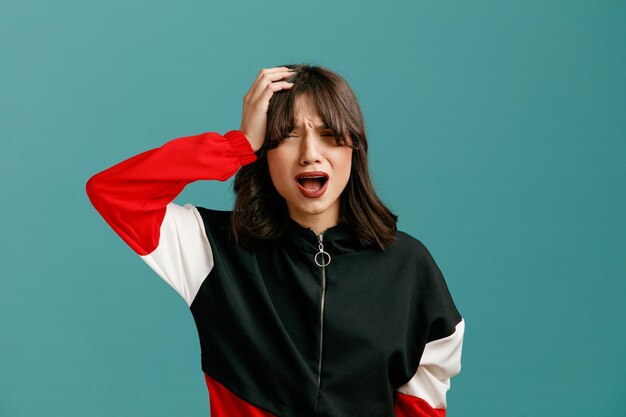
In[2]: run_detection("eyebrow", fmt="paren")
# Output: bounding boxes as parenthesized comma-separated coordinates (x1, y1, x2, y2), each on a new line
(292, 123, 331, 130)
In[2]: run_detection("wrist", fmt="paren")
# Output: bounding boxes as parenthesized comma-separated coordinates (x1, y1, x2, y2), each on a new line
(224, 130, 257, 165)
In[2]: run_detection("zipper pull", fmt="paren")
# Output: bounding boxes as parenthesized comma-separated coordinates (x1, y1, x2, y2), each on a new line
(312, 231, 331, 267)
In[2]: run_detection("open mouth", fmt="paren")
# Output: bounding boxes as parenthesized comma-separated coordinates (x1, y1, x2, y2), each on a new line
(294, 172, 330, 197)
(296, 176, 328, 191)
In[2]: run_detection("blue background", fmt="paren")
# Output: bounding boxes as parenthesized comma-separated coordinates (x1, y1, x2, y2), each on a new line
(1, 1, 624, 416)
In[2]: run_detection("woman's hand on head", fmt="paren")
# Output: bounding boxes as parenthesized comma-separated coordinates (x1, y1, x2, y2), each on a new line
(240, 67, 295, 152)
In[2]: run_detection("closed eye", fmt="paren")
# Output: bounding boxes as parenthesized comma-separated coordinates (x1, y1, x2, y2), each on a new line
(284, 131, 336, 142)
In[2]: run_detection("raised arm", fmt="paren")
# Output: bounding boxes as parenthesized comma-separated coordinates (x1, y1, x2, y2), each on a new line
(85, 130, 256, 305)
(85, 67, 295, 306)
(85, 130, 255, 255)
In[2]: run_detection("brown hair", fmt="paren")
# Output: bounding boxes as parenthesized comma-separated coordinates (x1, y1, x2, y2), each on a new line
(230, 63, 398, 251)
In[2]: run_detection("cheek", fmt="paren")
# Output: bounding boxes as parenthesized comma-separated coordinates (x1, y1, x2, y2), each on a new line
(267, 150, 282, 176)
(266, 151, 289, 190)
(337, 150, 353, 181)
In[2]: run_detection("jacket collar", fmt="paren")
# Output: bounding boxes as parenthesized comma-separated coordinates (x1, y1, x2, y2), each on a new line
(282, 216, 366, 255)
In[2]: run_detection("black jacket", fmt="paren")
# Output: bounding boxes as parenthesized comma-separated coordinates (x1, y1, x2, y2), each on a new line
(86, 129, 465, 417)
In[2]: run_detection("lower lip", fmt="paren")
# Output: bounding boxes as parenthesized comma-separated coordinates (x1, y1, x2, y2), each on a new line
(295, 178, 329, 198)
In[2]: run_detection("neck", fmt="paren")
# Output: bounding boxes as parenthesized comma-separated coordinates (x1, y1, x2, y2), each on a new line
(288, 212, 338, 236)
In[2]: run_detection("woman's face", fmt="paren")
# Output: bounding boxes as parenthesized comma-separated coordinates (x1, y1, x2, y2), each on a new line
(267, 96, 353, 232)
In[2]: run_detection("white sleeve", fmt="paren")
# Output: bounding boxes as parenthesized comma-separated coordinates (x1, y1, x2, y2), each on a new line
(396, 319, 465, 410)
(139, 203, 214, 306)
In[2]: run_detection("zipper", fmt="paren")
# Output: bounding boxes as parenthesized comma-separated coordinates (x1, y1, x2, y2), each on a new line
(310, 228, 331, 391)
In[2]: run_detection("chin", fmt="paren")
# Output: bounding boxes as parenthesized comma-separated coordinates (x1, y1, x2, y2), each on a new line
(290, 200, 335, 216)
(295, 204, 330, 216)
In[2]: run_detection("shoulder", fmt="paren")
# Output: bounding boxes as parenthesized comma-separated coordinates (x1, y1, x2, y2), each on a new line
(193, 205, 232, 222)
(186, 205, 234, 241)
(393, 229, 446, 284)
(393, 229, 433, 259)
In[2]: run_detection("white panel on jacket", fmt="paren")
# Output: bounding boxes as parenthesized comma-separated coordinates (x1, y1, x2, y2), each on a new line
(140, 203, 214, 306)
(397, 319, 465, 409)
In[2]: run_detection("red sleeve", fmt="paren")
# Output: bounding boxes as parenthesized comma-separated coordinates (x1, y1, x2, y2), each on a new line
(85, 130, 256, 256)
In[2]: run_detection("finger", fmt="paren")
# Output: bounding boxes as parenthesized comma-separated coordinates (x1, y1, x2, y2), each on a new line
(252, 68, 296, 93)
(253, 69, 295, 91)
(257, 81, 294, 104)
(245, 69, 294, 102)
(255, 66, 295, 81)
(249, 71, 295, 103)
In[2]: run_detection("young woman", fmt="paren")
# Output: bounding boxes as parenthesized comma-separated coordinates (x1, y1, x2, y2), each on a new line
(86, 64, 465, 417)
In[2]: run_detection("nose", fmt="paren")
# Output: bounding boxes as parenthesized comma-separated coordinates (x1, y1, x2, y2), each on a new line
(299, 134, 322, 166)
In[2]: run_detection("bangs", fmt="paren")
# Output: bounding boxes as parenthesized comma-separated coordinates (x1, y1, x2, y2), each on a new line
(265, 74, 354, 149)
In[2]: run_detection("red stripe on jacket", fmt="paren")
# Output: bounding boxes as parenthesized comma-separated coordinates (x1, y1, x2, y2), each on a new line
(204, 373, 277, 417)
(394, 391, 446, 417)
